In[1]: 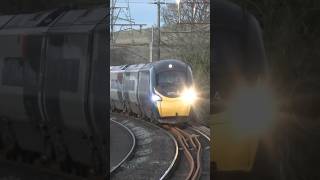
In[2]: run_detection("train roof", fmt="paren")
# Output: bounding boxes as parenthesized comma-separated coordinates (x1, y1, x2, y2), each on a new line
(152, 59, 188, 68)
(110, 59, 190, 73)
(50, 7, 106, 33)
(0, 6, 107, 34)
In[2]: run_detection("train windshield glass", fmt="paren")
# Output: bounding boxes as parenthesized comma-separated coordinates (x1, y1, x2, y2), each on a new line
(156, 71, 187, 98)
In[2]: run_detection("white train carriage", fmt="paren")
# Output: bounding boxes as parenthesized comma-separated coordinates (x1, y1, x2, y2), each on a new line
(123, 64, 146, 116)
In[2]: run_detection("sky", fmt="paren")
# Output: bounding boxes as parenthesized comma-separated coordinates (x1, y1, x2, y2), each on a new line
(113, 0, 177, 29)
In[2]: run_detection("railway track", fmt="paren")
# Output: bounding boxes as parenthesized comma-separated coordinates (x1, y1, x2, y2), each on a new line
(110, 112, 210, 180)
(164, 124, 210, 180)
(110, 113, 178, 180)
(110, 120, 136, 173)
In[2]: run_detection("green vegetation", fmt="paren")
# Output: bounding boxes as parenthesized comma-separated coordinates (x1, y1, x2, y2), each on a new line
(161, 4, 210, 99)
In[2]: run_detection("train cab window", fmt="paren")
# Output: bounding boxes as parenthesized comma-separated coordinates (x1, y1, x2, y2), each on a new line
(155, 71, 187, 98)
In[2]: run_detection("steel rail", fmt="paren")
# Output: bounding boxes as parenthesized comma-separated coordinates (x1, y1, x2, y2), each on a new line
(175, 126, 204, 180)
(193, 136, 202, 180)
(171, 127, 195, 180)
(110, 119, 136, 173)
(159, 125, 179, 180)
(190, 126, 210, 142)
(111, 114, 179, 180)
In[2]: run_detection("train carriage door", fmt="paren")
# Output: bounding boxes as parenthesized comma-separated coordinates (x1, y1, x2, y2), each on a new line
(43, 32, 94, 165)
(0, 34, 45, 154)
(138, 70, 152, 118)
(117, 72, 124, 110)
(123, 72, 130, 112)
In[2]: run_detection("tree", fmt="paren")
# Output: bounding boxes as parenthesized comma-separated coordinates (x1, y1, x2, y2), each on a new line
(161, 0, 210, 124)
(161, 0, 210, 98)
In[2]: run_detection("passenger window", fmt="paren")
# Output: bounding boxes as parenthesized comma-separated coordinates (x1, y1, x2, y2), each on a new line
(2, 57, 24, 86)
(46, 34, 85, 92)
(2, 57, 37, 88)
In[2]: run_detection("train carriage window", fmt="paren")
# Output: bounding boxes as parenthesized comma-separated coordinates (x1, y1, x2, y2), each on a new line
(2, 35, 42, 87)
(46, 34, 85, 92)
(2, 57, 24, 86)
(2, 57, 37, 87)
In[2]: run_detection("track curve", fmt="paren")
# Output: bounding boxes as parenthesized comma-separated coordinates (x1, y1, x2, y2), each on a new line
(110, 119, 136, 173)
(110, 113, 178, 180)
(167, 124, 211, 180)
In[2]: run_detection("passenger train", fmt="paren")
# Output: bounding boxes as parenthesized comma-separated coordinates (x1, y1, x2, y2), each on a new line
(110, 59, 197, 124)
(212, 0, 276, 179)
(0, 6, 107, 178)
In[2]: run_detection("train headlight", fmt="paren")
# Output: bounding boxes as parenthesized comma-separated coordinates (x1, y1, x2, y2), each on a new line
(227, 84, 277, 135)
(181, 88, 197, 105)
(151, 94, 162, 102)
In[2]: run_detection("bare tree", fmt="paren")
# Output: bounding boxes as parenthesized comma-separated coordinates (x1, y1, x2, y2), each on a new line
(161, 0, 210, 97)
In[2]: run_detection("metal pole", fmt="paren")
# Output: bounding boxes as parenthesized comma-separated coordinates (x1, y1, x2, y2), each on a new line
(157, 0, 161, 61)
(110, 0, 114, 43)
(150, 26, 154, 62)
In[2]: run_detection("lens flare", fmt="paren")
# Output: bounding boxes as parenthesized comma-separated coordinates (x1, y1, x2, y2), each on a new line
(181, 87, 197, 105)
(227, 84, 277, 136)
(151, 94, 162, 102)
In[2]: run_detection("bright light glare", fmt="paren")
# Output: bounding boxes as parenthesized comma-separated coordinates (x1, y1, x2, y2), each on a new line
(181, 88, 197, 105)
(151, 94, 162, 102)
(176, 0, 180, 5)
(227, 84, 277, 136)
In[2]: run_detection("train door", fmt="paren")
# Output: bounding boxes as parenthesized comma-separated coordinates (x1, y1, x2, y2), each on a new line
(129, 71, 140, 115)
(123, 72, 131, 112)
(138, 70, 152, 118)
(118, 72, 125, 110)
(0, 34, 45, 154)
(43, 33, 94, 165)
(88, 25, 108, 173)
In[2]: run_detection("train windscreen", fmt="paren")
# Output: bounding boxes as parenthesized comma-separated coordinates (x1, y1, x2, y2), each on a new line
(155, 71, 187, 98)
